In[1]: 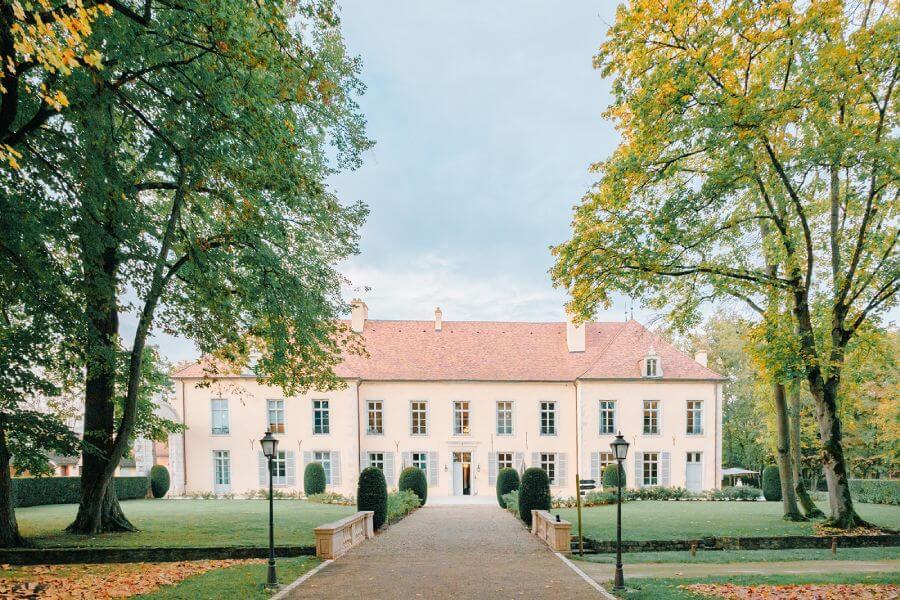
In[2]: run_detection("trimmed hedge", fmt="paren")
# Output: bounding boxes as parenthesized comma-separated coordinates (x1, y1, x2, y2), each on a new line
(150, 465, 170, 498)
(762, 465, 781, 501)
(398, 467, 428, 505)
(357, 467, 388, 530)
(518, 467, 551, 526)
(304, 462, 326, 496)
(708, 486, 763, 501)
(12, 476, 149, 508)
(602, 463, 626, 489)
(496, 468, 520, 508)
(850, 479, 900, 505)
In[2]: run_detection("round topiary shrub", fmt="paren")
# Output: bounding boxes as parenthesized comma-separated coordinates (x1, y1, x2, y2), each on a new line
(149, 465, 170, 498)
(398, 466, 428, 505)
(496, 467, 520, 508)
(518, 467, 551, 526)
(602, 463, 626, 489)
(304, 462, 327, 496)
(357, 466, 388, 530)
(762, 465, 782, 501)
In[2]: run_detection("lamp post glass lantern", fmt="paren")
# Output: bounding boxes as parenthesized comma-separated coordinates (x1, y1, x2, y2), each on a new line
(609, 432, 629, 590)
(260, 431, 279, 589)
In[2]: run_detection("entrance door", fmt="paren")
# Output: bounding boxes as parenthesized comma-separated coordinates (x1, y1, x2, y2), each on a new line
(686, 452, 702, 492)
(452, 452, 471, 495)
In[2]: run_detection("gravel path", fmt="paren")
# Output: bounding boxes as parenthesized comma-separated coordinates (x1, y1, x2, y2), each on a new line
(286, 505, 602, 599)
(578, 558, 900, 580)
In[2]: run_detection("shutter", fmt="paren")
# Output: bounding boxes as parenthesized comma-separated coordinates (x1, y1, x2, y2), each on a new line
(428, 452, 439, 485)
(258, 452, 267, 488)
(514, 452, 524, 473)
(591, 452, 600, 483)
(286, 451, 296, 487)
(511, 401, 516, 435)
(331, 451, 341, 486)
(661, 452, 671, 487)
(424, 401, 430, 435)
(402, 452, 411, 469)
(303, 451, 312, 469)
(532, 452, 540, 470)
(634, 452, 643, 488)
(488, 452, 498, 485)
(408, 401, 413, 435)
(557, 453, 567, 487)
(384, 452, 394, 486)
(360, 451, 369, 470)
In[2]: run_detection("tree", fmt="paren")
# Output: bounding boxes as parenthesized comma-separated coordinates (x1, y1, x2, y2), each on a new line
(553, 0, 897, 529)
(6, 0, 369, 534)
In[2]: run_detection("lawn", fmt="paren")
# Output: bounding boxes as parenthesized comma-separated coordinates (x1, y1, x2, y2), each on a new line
(577, 546, 900, 564)
(556, 500, 900, 542)
(16, 499, 355, 548)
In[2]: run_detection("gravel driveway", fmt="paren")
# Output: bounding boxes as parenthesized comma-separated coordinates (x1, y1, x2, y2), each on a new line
(286, 505, 601, 599)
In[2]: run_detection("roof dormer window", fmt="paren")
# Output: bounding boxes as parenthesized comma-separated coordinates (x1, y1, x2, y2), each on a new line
(643, 347, 662, 378)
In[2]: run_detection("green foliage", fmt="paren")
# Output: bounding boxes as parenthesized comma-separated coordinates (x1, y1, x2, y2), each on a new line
(306, 492, 354, 505)
(398, 467, 427, 506)
(602, 463, 626, 489)
(357, 467, 387, 530)
(13, 476, 148, 508)
(149, 465, 170, 499)
(518, 467, 551, 526)
(304, 462, 326, 496)
(502, 491, 519, 517)
(763, 466, 782, 502)
(387, 490, 420, 524)
(496, 468, 520, 508)
(850, 480, 900, 505)
(580, 491, 621, 506)
(708, 486, 763, 501)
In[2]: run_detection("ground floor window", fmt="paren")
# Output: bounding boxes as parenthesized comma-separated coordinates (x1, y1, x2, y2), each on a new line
(314, 451, 332, 485)
(498, 452, 513, 471)
(368, 452, 384, 471)
(214, 451, 230, 490)
(643, 452, 659, 487)
(272, 450, 287, 486)
(540, 453, 556, 485)
(412, 452, 428, 477)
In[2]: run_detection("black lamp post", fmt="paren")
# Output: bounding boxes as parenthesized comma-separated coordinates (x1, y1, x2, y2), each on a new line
(260, 430, 279, 589)
(610, 432, 630, 590)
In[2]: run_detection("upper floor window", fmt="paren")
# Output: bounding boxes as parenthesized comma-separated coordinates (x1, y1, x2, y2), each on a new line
(643, 400, 660, 435)
(410, 401, 427, 435)
(643, 452, 659, 486)
(368, 452, 384, 471)
(367, 401, 383, 435)
(267, 399, 285, 434)
(211, 399, 229, 435)
(412, 452, 428, 476)
(599, 400, 616, 434)
(643, 347, 662, 378)
(313, 399, 330, 434)
(540, 452, 557, 485)
(314, 450, 332, 484)
(498, 452, 513, 471)
(453, 401, 470, 435)
(686, 400, 703, 434)
(271, 450, 287, 486)
(496, 401, 513, 435)
(540, 401, 556, 435)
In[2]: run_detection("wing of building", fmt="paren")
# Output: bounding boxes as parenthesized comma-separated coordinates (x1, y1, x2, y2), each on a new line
(172, 301, 724, 499)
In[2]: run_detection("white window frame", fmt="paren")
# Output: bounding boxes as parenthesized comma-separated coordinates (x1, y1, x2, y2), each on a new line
(213, 450, 231, 490)
(643, 452, 659, 486)
(497, 452, 513, 471)
(686, 400, 703, 435)
(540, 452, 557, 485)
(313, 450, 332, 484)
(412, 451, 428, 477)
(267, 399, 285, 434)
(643, 400, 660, 435)
(599, 400, 616, 435)
(645, 357, 659, 377)
(368, 452, 385, 471)
(540, 401, 556, 435)
(496, 401, 513, 435)
(313, 399, 330, 435)
(453, 401, 470, 435)
(211, 399, 229, 435)
(410, 401, 427, 436)
(367, 400, 383, 435)
(271, 450, 288, 486)
(599, 451, 615, 474)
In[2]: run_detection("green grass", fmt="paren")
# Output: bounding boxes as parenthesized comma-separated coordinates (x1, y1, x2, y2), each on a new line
(16, 499, 355, 548)
(557, 500, 900, 542)
(606, 572, 900, 599)
(135, 557, 318, 600)
(576, 546, 900, 564)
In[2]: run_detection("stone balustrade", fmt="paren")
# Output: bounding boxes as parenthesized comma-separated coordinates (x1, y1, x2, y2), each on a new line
(314, 511, 375, 560)
(531, 510, 572, 553)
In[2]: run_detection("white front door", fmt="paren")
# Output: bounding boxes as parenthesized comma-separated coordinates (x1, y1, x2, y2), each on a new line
(453, 462, 463, 495)
(686, 452, 702, 492)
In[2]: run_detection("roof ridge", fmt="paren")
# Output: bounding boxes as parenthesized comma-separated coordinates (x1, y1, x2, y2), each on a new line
(576, 319, 633, 379)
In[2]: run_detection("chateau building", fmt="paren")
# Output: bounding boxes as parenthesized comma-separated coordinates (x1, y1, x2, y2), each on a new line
(172, 301, 724, 498)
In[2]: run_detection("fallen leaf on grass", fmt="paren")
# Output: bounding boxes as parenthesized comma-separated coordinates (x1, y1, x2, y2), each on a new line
(683, 583, 899, 600)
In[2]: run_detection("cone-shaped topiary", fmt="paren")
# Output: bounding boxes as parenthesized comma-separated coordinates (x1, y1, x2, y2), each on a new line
(496, 467, 520, 508)
(149, 465, 170, 498)
(357, 466, 388, 530)
(762, 465, 782, 501)
(398, 466, 428, 505)
(518, 467, 551, 526)
(602, 463, 626, 489)
(304, 462, 327, 496)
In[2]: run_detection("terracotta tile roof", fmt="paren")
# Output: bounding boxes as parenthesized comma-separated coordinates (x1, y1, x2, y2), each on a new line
(172, 319, 722, 382)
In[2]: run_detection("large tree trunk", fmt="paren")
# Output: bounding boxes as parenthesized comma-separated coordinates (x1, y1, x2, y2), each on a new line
(0, 417, 25, 547)
(789, 381, 824, 518)
(773, 383, 805, 521)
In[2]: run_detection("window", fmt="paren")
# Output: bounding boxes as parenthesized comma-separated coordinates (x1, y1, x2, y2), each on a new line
(645, 357, 658, 377)
(271, 450, 287, 486)
(267, 399, 285, 434)
(540, 401, 556, 435)
(496, 401, 513, 435)
(643, 400, 659, 434)
(498, 452, 513, 470)
(313, 400, 329, 434)
(367, 401, 383, 435)
(213, 450, 230, 488)
(643, 452, 659, 486)
(211, 399, 229, 435)
(410, 401, 427, 435)
(687, 451, 701, 463)
(599, 451, 615, 474)
(314, 450, 332, 484)
(412, 452, 428, 477)
(599, 401, 616, 434)
(453, 401, 470, 435)
(686, 401, 703, 434)
(368, 452, 384, 471)
(540, 453, 557, 485)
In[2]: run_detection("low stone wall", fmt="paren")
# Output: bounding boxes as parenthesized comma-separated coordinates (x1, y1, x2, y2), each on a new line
(576, 533, 900, 554)
(314, 511, 375, 560)
(531, 510, 572, 553)
(0, 545, 316, 566)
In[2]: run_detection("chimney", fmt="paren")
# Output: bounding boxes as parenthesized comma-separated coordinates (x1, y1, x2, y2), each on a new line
(565, 310, 586, 353)
(350, 298, 368, 333)
(434, 307, 442, 331)
(695, 350, 708, 368)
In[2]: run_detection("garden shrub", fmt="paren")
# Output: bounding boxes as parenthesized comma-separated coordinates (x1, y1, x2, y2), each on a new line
(518, 467, 551, 526)
(502, 491, 519, 517)
(150, 465, 170, 498)
(12, 476, 149, 508)
(307, 492, 355, 505)
(387, 489, 421, 523)
(602, 463, 625, 489)
(850, 479, 900, 505)
(707, 486, 762, 501)
(496, 467, 520, 508)
(357, 466, 388, 530)
(762, 465, 782, 501)
(398, 466, 428, 505)
(304, 462, 327, 496)
(581, 490, 620, 506)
